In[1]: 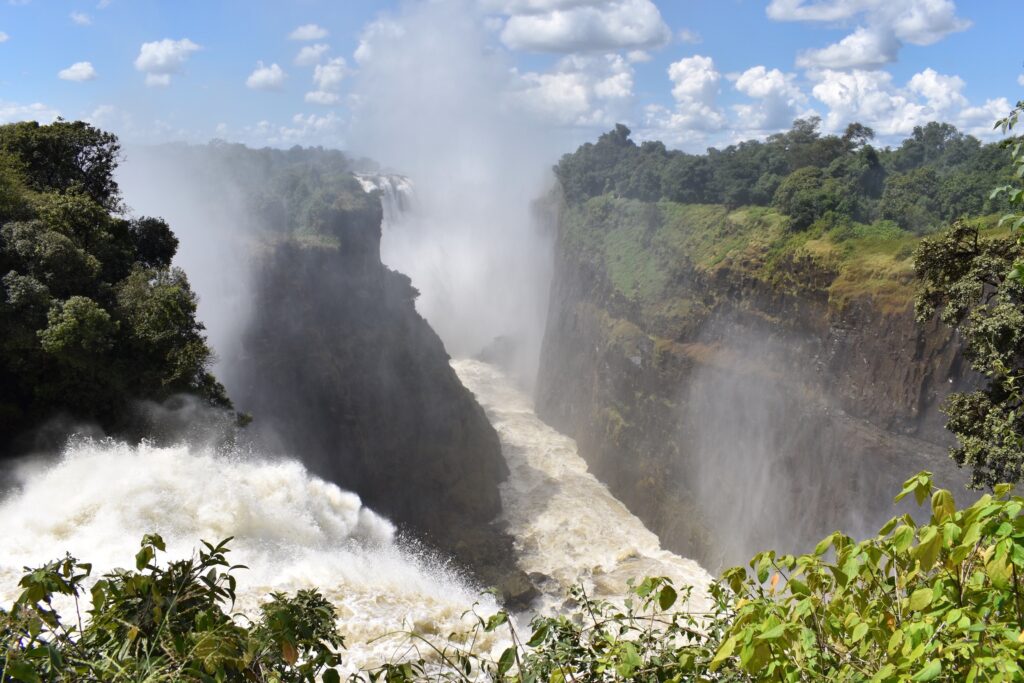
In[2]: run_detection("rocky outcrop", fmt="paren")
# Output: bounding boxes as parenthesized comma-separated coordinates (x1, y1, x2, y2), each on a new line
(235, 187, 532, 604)
(536, 199, 973, 569)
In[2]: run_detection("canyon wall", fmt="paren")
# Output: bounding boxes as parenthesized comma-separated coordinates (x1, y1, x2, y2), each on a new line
(235, 183, 531, 602)
(536, 197, 973, 568)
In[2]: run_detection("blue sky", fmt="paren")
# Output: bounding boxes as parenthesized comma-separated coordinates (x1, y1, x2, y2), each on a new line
(1, 0, 1022, 154)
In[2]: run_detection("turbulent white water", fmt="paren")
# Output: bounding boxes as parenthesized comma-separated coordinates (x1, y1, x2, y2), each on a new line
(453, 359, 712, 612)
(0, 439, 500, 673)
(0, 362, 710, 671)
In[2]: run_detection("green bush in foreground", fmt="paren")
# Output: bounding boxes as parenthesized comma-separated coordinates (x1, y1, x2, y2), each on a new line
(0, 535, 342, 682)
(5, 471, 1023, 682)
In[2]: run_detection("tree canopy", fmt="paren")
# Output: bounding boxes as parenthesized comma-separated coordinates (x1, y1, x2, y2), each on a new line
(0, 120, 230, 454)
(554, 118, 1012, 235)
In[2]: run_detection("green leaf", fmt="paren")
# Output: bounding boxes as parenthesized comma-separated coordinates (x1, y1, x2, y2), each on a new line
(851, 622, 869, 643)
(911, 660, 942, 681)
(658, 585, 677, 610)
(710, 635, 737, 671)
(909, 587, 934, 611)
(527, 622, 550, 647)
(323, 669, 341, 683)
(757, 623, 785, 641)
(497, 647, 516, 676)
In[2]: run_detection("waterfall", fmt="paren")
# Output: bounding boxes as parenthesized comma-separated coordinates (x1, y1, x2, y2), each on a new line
(354, 173, 414, 225)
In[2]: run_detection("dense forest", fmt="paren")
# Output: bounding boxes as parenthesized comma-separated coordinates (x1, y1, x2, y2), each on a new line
(555, 118, 1013, 233)
(0, 121, 232, 455)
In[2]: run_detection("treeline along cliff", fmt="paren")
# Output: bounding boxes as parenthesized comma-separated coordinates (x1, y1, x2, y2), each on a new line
(537, 120, 1006, 567)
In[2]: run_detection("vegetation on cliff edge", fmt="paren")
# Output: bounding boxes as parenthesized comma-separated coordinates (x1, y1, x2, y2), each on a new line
(0, 121, 231, 454)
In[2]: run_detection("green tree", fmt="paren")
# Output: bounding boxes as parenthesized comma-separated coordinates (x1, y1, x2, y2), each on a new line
(914, 101, 1024, 489)
(0, 121, 231, 454)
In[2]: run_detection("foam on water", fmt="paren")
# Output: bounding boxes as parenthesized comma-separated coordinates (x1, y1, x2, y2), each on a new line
(453, 359, 712, 613)
(0, 438, 500, 673)
(0, 361, 712, 672)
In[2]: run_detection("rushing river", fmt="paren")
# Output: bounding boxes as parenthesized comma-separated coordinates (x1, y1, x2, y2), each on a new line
(0, 360, 709, 673)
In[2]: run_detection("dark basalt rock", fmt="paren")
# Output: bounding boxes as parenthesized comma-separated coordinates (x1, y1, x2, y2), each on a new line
(235, 188, 533, 602)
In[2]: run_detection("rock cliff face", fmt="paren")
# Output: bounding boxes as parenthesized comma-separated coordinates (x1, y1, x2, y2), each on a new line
(235, 186, 530, 601)
(536, 197, 973, 568)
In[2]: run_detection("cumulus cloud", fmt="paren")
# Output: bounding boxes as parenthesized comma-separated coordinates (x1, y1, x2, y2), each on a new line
(58, 61, 98, 81)
(732, 65, 809, 131)
(515, 52, 634, 126)
(642, 55, 725, 144)
(70, 12, 92, 26)
(305, 57, 347, 105)
(796, 26, 899, 69)
(0, 101, 60, 124)
(807, 66, 1002, 139)
(289, 23, 328, 41)
(770, 0, 970, 69)
(498, 0, 671, 52)
(907, 67, 966, 111)
(294, 43, 329, 66)
(134, 38, 200, 86)
(246, 61, 286, 90)
(0, 32, 8, 43)
(678, 27, 702, 44)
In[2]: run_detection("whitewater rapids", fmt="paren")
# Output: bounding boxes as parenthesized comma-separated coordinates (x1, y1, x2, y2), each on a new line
(453, 359, 711, 612)
(0, 360, 710, 671)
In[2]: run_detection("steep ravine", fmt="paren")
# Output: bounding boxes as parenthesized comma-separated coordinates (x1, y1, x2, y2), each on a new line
(234, 187, 533, 602)
(536, 198, 973, 568)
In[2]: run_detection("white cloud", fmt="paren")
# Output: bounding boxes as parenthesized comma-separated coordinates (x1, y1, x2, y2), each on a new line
(294, 43, 329, 66)
(134, 38, 200, 86)
(678, 27, 702, 44)
(304, 91, 340, 105)
(796, 26, 899, 69)
(70, 11, 92, 26)
(957, 98, 1011, 137)
(312, 57, 346, 91)
(246, 61, 286, 90)
(907, 67, 966, 111)
(58, 61, 97, 81)
(498, 0, 671, 52)
(515, 53, 634, 126)
(810, 69, 926, 135)
(648, 55, 726, 136)
(732, 65, 809, 131)
(289, 23, 328, 41)
(0, 32, 8, 43)
(1018, 74, 1024, 87)
(807, 66, 1002, 139)
(0, 100, 60, 124)
(305, 57, 347, 105)
(770, 0, 970, 69)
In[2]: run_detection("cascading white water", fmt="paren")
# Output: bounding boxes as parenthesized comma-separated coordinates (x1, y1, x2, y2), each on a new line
(354, 173, 415, 225)
(453, 359, 712, 613)
(0, 438, 502, 673)
(0, 364, 712, 672)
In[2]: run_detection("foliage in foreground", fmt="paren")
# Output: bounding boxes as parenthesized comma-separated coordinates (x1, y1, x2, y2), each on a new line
(355, 472, 1024, 682)
(10, 471, 1019, 681)
(1, 535, 342, 682)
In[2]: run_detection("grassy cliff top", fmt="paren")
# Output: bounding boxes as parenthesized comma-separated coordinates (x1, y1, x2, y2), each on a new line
(563, 195, 999, 321)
